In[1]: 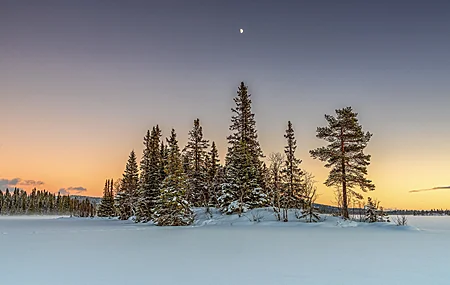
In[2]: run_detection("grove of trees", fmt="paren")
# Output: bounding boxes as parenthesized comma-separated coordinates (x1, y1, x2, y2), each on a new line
(0, 188, 95, 217)
(97, 81, 376, 226)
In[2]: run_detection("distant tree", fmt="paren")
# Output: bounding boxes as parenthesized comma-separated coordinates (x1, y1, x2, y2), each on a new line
(220, 82, 266, 215)
(0, 190, 3, 214)
(310, 107, 375, 219)
(115, 150, 139, 220)
(154, 129, 194, 226)
(3, 189, 11, 215)
(281, 121, 304, 222)
(183, 118, 210, 207)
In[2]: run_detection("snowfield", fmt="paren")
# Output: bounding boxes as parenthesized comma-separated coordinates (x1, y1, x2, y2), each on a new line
(1, 209, 449, 285)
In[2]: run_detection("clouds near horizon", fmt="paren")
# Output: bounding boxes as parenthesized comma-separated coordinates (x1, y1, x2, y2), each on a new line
(0, 178, 45, 190)
(409, 186, 450, 193)
(58, 186, 87, 195)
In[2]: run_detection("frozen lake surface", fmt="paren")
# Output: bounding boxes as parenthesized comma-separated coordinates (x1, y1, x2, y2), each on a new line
(1, 210, 449, 285)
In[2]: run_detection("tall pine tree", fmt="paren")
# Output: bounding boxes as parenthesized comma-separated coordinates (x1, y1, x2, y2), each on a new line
(281, 121, 304, 221)
(154, 129, 193, 226)
(310, 106, 375, 219)
(137, 126, 162, 222)
(183, 118, 210, 206)
(205, 141, 221, 207)
(115, 150, 140, 220)
(98, 179, 115, 217)
(220, 82, 266, 215)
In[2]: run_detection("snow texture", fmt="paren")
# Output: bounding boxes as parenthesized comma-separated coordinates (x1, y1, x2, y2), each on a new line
(1, 209, 449, 285)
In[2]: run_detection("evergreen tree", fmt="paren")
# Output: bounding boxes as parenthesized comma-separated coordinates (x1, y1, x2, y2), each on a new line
(4, 189, 11, 215)
(137, 126, 162, 222)
(0, 190, 3, 215)
(281, 121, 304, 222)
(310, 107, 375, 219)
(98, 179, 115, 217)
(115, 150, 140, 220)
(220, 82, 266, 215)
(154, 129, 193, 226)
(206, 141, 221, 207)
(365, 197, 389, 223)
(160, 141, 168, 182)
(183, 118, 210, 206)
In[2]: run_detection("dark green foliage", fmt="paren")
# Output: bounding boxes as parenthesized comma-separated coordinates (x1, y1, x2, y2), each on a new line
(365, 197, 389, 223)
(115, 150, 139, 220)
(220, 82, 267, 214)
(310, 107, 375, 219)
(154, 129, 194, 226)
(0, 187, 95, 217)
(183, 118, 210, 207)
(205, 141, 222, 207)
(137, 126, 163, 222)
(281, 121, 304, 222)
(97, 179, 115, 217)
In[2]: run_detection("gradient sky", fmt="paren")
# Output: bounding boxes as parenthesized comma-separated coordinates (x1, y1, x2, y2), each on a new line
(1, 0, 449, 209)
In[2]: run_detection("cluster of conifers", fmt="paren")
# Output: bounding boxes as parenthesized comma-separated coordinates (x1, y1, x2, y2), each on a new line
(97, 82, 375, 225)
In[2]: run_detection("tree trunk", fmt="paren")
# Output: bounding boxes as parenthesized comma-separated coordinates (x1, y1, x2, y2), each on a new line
(340, 126, 349, 219)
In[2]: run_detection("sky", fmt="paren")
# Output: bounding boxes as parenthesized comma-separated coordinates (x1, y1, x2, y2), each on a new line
(1, 0, 449, 210)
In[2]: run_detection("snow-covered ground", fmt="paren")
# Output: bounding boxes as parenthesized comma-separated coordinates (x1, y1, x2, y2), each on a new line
(1, 209, 449, 285)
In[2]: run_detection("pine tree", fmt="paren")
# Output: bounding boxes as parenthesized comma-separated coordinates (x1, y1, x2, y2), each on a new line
(364, 197, 389, 223)
(115, 150, 140, 220)
(220, 82, 266, 215)
(281, 121, 304, 222)
(160, 141, 168, 182)
(310, 106, 375, 219)
(0, 190, 3, 215)
(154, 129, 193, 226)
(183, 118, 210, 206)
(4, 189, 11, 215)
(205, 141, 221, 207)
(98, 179, 115, 217)
(137, 126, 162, 222)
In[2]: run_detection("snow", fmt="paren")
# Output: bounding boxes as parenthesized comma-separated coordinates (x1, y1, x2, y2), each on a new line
(1, 210, 449, 285)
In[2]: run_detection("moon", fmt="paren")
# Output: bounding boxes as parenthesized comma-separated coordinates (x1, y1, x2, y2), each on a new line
(239, 28, 244, 34)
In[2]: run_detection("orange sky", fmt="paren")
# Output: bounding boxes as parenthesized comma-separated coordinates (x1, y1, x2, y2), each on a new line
(1, 121, 449, 210)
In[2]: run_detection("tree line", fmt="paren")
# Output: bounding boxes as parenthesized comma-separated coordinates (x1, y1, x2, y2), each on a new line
(0, 188, 96, 217)
(98, 81, 376, 225)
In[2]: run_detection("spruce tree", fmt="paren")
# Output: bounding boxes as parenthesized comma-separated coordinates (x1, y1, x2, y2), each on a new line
(154, 129, 193, 226)
(220, 82, 266, 215)
(310, 106, 375, 219)
(160, 141, 168, 182)
(206, 141, 221, 207)
(98, 179, 115, 217)
(137, 126, 162, 222)
(115, 150, 140, 220)
(0, 190, 3, 215)
(4, 189, 11, 215)
(281, 121, 304, 221)
(183, 118, 210, 206)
